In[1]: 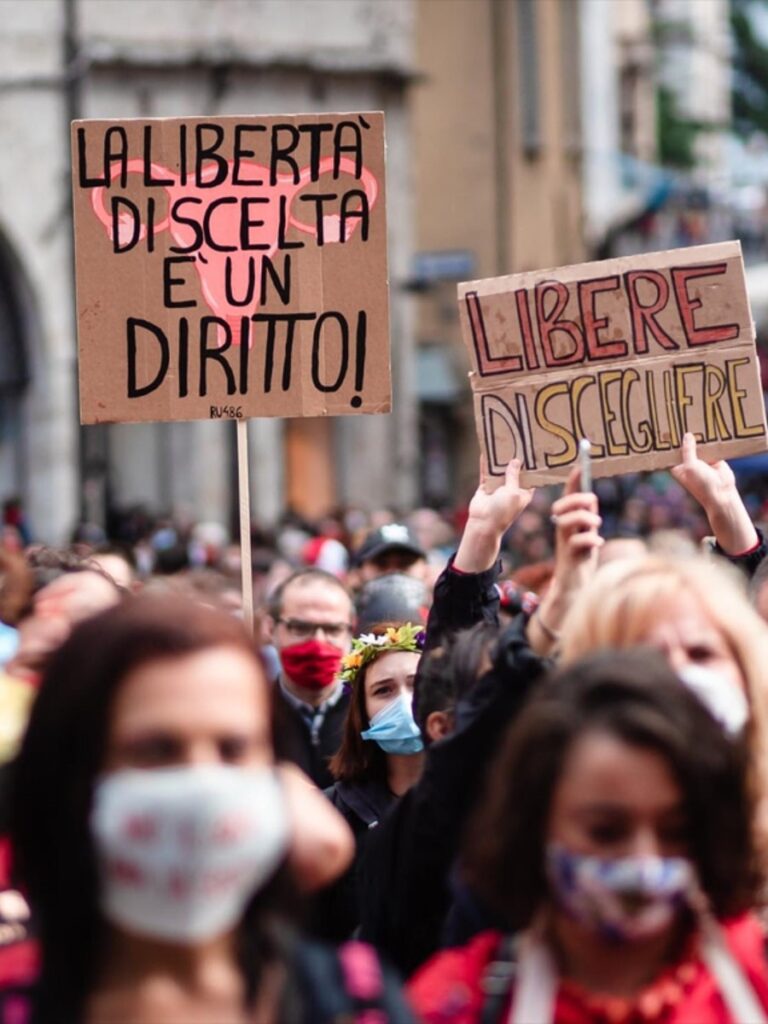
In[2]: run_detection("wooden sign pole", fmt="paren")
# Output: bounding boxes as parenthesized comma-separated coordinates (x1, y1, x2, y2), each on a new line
(236, 420, 254, 637)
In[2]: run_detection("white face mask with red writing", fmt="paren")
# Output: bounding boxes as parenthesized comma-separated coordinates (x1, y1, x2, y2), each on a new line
(91, 764, 289, 943)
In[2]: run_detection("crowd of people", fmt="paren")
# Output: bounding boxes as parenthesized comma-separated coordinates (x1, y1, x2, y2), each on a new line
(0, 432, 768, 1021)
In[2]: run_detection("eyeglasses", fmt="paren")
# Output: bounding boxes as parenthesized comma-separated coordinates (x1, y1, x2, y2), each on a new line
(277, 618, 352, 641)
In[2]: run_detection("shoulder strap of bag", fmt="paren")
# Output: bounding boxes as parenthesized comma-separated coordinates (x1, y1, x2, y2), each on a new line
(479, 935, 518, 1024)
(699, 915, 768, 1024)
(506, 933, 557, 1024)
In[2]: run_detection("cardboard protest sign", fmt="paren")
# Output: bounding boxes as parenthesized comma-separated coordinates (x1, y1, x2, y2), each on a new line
(458, 241, 768, 487)
(72, 114, 390, 424)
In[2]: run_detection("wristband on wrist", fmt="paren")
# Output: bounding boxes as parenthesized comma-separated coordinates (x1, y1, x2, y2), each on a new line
(727, 533, 761, 558)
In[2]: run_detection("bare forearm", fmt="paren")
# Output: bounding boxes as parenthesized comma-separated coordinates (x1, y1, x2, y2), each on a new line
(706, 490, 758, 556)
(454, 519, 503, 573)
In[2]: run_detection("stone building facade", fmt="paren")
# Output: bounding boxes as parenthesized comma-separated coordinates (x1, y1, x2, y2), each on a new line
(0, 0, 417, 541)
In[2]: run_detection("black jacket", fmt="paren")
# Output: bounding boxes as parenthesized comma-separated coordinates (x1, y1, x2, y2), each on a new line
(273, 683, 350, 790)
(354, 526, 768, 976)
(357, 559, 546, 976)
(327, 777, 395, 838)
(716, 526, 767, 577)
(310, 778, 396, 942)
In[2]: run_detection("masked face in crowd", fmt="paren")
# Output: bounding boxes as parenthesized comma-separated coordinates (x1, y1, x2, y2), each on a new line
(545, 730, 691, 945)
(361, 649, 423, 756)
(271, 578, 354, 696)
(92, 645, 289, 943)
(363, 649, 420, 721)
(639, 596, 745, 696)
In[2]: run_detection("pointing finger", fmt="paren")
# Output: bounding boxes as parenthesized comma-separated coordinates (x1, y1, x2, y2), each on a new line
(504, 458, 522, 490)
(563, 465, 583, 497)
(681, 432, 697, 465)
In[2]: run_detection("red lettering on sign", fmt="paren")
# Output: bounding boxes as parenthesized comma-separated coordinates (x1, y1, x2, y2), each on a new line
(671, 263, 740, 347)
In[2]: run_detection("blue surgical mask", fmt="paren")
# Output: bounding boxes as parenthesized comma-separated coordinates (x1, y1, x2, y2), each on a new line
(361, 693, 424, 755)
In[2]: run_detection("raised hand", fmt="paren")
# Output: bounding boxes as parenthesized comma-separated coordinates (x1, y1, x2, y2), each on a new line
(528, 466, 603, 655)
(671, 432, 758, 555)
(671, 431, 738, 510)
(550, 466, 603, 582)
(454, 457, 535, 573)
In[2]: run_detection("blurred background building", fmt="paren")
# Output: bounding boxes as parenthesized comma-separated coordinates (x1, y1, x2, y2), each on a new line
(0, 0, 417, 541)
(0, 0, 767, 543)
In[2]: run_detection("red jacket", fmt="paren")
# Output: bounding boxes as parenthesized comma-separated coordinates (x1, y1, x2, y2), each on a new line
(408, 915, 768, 1024)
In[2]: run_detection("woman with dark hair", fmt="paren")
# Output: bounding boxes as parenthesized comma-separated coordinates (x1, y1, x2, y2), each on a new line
(409, 650, 768, 1023)
(412, 622, 499, 744)
(318, 623, 426, 939)
(7, 596, 414, 1024)
(329, 622, 426, 812)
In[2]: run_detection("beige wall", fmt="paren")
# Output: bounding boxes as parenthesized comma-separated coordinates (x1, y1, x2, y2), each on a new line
(413, 0, 498, 277)
(507, 0, 584, 273)
(614, 0, 656, 165)
(412, 0, 585, 500)
(414, 0, 584, 280)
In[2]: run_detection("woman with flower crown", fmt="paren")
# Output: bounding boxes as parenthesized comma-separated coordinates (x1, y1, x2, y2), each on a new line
(317, 622, 427, 939)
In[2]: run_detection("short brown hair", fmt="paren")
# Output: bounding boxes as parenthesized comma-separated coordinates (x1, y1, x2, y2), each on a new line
(267, 567, 353, 621)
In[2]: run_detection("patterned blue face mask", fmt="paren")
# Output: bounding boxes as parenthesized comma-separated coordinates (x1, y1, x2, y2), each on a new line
(361, 693, 424, 755)
(546, 843, 693, 944)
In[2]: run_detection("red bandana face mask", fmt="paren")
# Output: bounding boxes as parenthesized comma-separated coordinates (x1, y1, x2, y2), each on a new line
(279, 639, 344, 691)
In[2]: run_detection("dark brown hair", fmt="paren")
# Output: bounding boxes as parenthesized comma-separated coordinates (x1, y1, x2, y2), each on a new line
(10, 595, 286, 1023)
(414, 621, 498, 737)
(328, 622, 413, 784)
(464, 648, 762, 932)
(23, 545, 124, 598)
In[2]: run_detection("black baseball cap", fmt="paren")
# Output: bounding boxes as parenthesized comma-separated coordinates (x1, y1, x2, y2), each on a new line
(354, 523, 426, 566)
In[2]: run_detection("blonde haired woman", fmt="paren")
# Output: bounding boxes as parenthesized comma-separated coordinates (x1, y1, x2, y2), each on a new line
(560, 554, 768, 695)
(559, 553, 768, 835)
(555, 427, 768, 762)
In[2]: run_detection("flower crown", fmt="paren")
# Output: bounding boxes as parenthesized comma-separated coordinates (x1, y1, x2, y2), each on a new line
(340, 623, 426, 686)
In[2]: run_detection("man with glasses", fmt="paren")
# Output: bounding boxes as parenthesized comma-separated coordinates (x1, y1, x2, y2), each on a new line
(266, 568, 355, 788)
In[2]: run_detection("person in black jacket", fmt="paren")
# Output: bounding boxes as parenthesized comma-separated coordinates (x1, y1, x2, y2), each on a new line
(265, 568, 356, 789)
(319, 622, 426, 940)
(357, 458, 603, 974)
(358, 438, 768, 976)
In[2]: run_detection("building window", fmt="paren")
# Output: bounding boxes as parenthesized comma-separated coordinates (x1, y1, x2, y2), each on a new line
(0, 232, 31, 505)
(517, 0, 541, 157)
(0, 243, 29, 399)
(559, 0, 581, 155)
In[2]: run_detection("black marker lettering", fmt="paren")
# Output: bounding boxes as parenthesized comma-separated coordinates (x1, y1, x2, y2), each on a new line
(312, 312, 349, 392)
(199, 318, 236, 397)
(127, 318, 170, 398)
(163, 257, 197, 308)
